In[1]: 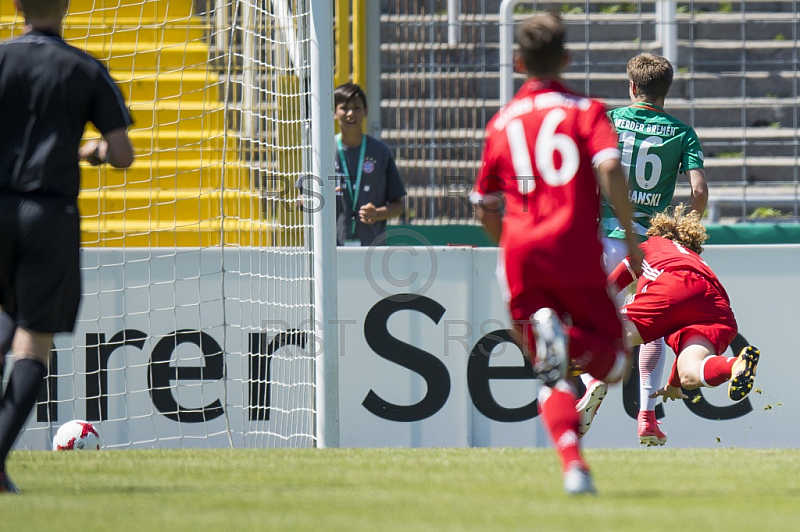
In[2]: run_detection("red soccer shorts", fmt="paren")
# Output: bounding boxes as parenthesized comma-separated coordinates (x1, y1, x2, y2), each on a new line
(508, 284, 626, 378)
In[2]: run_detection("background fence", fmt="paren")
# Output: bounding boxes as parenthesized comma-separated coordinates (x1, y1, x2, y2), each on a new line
(375, 0, 800, 224)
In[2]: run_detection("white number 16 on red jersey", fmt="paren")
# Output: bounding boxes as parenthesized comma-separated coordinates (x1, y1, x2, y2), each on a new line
(506, 108, 580, 195)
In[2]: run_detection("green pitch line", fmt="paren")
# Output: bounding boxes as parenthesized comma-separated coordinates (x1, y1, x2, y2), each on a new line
(4, 448, 799, 531)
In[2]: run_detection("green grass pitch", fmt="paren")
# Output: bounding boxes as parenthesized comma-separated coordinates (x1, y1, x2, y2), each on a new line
(3, 447, 799, 531)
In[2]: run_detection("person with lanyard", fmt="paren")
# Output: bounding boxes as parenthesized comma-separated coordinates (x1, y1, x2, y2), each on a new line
(576, 53, 709, 447)
(330, 83, 406, 247)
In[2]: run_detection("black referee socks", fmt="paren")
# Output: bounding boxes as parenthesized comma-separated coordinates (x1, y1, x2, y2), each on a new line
(0, 358, 47, 470)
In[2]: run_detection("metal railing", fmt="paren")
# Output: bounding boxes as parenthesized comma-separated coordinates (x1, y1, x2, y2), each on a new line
(379, 0, 800, 225)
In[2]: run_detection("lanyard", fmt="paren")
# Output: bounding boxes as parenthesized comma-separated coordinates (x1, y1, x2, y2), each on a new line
(336, 134, 367, 234)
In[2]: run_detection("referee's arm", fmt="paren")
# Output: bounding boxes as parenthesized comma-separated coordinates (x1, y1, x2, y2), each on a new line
(102, 128, 133, 168)
(78, 128, 133, 168)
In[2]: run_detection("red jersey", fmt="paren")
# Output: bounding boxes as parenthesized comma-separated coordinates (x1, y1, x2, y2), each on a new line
(471, 79, 620, 288)
(609, 236, 731, 302)
(609, 235, 737, 362)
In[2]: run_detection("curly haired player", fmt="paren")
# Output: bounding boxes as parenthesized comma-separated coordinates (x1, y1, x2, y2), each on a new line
(607, 205, 760, 418)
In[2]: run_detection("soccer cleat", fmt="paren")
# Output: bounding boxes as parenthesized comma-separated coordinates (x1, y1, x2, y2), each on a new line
(531, 308, 569, 387)
(729, 345, 760, 402)
(0, 472, 20, 494)
(638, 410, 667, 447)
(576, 379, 608, 438)
(563, 464, 597, 495)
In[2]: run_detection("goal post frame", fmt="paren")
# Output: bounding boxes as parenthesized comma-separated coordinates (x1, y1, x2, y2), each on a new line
(310, 0, 340, 448)
(1, 0, 341, 450)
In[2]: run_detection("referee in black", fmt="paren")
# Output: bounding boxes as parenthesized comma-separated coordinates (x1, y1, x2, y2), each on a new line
(0, 0, 133, 493)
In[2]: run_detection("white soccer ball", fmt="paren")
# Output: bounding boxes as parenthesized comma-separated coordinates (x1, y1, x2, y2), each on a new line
(52, 420, 100, 451)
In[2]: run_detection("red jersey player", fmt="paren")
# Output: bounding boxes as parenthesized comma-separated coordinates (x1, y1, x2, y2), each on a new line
(608, 205, 760, 407)
(471, 12, 642, 495)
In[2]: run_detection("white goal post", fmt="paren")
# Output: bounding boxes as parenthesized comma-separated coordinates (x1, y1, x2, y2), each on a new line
(0, 0, 338, 449)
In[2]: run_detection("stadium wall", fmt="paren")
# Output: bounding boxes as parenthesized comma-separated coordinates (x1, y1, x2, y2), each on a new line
(18, 244, 799, 449)
(336, 244, 798, 449)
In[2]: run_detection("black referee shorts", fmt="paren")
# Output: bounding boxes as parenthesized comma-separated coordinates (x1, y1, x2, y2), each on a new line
(0, 193, 81, 333)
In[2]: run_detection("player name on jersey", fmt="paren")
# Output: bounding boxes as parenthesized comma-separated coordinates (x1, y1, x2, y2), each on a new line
(629, 189, 662, 206)
(494, 91, 590, 131)
(614, 118, 676, 137)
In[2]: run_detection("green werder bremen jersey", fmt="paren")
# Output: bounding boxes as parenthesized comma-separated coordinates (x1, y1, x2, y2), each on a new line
(601, 103, 704, 239)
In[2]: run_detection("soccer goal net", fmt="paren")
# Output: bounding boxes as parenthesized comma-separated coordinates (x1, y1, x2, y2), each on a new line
(0, 0, 326, 449)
